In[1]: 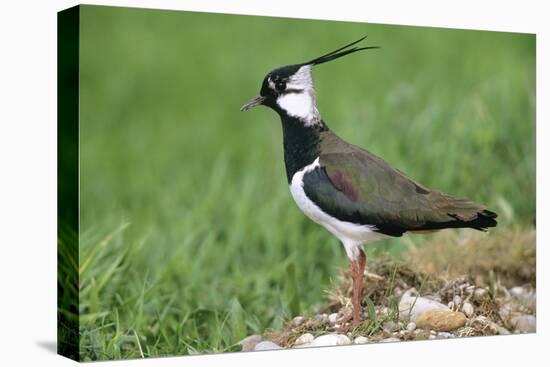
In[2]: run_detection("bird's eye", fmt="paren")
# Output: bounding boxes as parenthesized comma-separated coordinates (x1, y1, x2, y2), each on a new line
(275, 80, 286, 92)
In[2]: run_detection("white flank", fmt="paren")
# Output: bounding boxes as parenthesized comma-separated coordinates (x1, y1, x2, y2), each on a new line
(289, 157, 387, 260)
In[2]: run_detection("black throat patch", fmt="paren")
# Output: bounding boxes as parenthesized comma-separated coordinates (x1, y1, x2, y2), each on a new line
(279, 113, 328, 183)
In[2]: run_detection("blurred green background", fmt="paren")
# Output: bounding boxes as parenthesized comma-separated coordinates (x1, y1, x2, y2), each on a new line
(76, 5, 535, 360)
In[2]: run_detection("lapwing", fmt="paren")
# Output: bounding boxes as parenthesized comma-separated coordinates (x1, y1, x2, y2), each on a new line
(240, 36, 498, 326)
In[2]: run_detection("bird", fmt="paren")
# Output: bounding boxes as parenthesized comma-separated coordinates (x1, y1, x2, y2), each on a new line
(240, 36, 497, 326)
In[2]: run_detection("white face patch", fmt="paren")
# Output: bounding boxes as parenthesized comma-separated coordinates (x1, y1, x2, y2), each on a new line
(286, 65, 314, 90)
(277, 91, 320, 126)
(276, 65, 320, 126)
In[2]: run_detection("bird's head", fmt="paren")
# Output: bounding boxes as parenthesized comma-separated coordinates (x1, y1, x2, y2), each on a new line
(240, 36, 379, 125)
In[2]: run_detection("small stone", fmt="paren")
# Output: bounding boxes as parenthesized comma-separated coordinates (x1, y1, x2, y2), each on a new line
(497, 326, 511, 335)
(509, 315, 536, 333)
(379, 337, 400, 343)
(254, 341, 282, 351)
(406, 322, 416, 331)
(466, 315, 498, 335)
(416, 310, 467, 332)
(499, 303, 513, 319)
(437, 332, 452, 339)
(509, 286, 524, 297)
(240, 335, 262, 352)
(328, 313, 339, 324)
(473, 288, 487, 302)
(382, 320, 398, 333)
(453, 295, 462, 307)
(510, 288, 536, 311)
(428, 335, 436, 340)
(315, 313, 328, 322)
(461, 302, 474, 318)
(354, 336, 369, 344)
(399, 290, 450, 321)
(291, 316, 305, 327)
(293, 333, 314, 347)
(312, 334, 351, 347)
(394, 286, 404, 298)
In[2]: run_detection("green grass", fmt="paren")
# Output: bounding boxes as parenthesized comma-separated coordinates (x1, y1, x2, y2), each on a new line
(73, 5, 535, 360)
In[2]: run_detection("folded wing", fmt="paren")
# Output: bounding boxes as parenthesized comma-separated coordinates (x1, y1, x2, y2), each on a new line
(301, 146, 497, 237)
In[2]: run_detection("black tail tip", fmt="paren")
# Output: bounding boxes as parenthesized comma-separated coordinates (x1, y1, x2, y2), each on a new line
(476, 209, 498, 230)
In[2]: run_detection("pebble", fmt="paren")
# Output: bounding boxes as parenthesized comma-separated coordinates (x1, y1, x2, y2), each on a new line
(399, 290, 450, 321)
(406, 322, 417, 331)
(379, 337, 400, 343)
(291, 316, 305, 327)
(382, 320, 398, 333)
(497, 326, 511, 335)
(328, 313, 339, 324)
(293, 333, 314, 347)
(312, 334, 351, 347)
(453, 295, 462, 307)
(461, 302, 474, 318)
(315, 313, 328, 322)
(473, 288, 488, 302)
(510, 287, 536, 311)
(254, 341, 283, 351)
(499, 303, 513, 319)
(354, 336, 369, 344)
(509, 315, 536, 333)
(240, 335, 262, 352)
(415, 310, 467, 331)
(509, 286, 524, 297)
(437, 332, 452, 339)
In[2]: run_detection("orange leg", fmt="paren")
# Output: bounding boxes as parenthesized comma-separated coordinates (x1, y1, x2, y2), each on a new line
(350, 249, 366, 325)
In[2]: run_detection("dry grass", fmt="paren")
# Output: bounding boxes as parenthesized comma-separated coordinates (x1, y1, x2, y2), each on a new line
(406, 227, 536, 287)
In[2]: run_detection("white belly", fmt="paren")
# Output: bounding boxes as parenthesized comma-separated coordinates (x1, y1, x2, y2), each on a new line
(289, 157, 387, 259)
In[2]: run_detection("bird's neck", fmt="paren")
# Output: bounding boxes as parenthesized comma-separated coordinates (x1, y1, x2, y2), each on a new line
(279, 113, 328, 183)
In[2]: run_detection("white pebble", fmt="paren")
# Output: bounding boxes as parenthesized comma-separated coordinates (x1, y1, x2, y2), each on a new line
(406, 322, 417, 331)
(328, 313, 339, 324)
(315, 313, 328, 322)
(474, 288, 487, 301)
(509, 315, 536, 333)
(379, 337, 400, 343)
(461, 302, 474, 318)
(312, 334, 351, 347)
(294, 333, 314, 346)
(399, 290, 449, 321)
(354, 336, 369, 344)
(254, 341, 282, 351)
(509, 286, 524, 297)
(453, 295, 462, 307)
(291, 316, 305, 327)
(239, 335, 262, 352)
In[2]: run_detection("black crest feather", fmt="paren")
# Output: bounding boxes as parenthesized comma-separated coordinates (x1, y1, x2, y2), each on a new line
(300, 36, 379, 66)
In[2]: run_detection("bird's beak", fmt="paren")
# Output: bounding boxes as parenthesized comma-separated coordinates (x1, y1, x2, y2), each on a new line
(240, 95, 265, 112)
